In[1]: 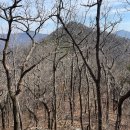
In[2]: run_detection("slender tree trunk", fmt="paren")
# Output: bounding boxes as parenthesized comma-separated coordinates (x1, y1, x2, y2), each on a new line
(78, 70, 83, 130)
(1, 108, 6, 130)
(69, 96, 74, 126)
(106, 85, 109, 130)
(5, 96, 10, 128)
(70, 58, 74, 126)
(53, 55, 57, 130)
(95, 1, 103, 130)
(85, 71, 91, 130)
(92, 87, 97, 118)
(96, 82, 102, 130)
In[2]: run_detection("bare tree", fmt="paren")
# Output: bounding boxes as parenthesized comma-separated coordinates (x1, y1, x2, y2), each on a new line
(0, 0, 50, 130)
(52, 0, 103, 130)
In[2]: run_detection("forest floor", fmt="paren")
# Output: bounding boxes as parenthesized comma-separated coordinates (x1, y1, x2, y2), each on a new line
(1, 108, 130, 130)
(0, 98, 130, 130)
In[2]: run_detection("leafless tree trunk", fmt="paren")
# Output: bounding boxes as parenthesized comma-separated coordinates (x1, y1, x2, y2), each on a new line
(69, 57, 74, 126)
(0, 105, 6, 130)
(77, 64, 84, 130)
(115, 90, 130, 130)
(85, 68, 91, 130)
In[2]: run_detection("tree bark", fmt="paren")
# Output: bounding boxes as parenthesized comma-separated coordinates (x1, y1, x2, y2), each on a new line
(115, 90, 130, 130)
(1, 107, 6, 130)
(78, 70, 83, 130)
(95, 1, 103, 130)
(11, 96, 22, 130)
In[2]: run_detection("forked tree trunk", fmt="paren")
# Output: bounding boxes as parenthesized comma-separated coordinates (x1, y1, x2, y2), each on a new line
(11, 96, 22, 130)
(41, 101, 52, 129)
(115, 90, 130, 130)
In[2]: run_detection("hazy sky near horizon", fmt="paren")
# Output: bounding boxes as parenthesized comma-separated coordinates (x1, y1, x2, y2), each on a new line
(0, 0, 130, 34)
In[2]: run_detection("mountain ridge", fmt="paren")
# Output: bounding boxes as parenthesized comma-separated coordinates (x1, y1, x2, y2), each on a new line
(0, 31, 48, 49)
(116, 30, 130, 39)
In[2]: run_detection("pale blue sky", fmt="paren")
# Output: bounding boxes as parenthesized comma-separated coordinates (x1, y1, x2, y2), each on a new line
(0, 0, 130, 34)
